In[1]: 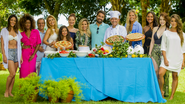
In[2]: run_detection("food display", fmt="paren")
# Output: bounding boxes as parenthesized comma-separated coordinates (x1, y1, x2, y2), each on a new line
(59, 50, 69, 54)
(59, 50, 69, 57)
(125, 33, 145, 41)
(92, 46, 112, 56)
(105, 35, 124, 45)
(46, 41, 149, 59)
(54, 41, 72, 49)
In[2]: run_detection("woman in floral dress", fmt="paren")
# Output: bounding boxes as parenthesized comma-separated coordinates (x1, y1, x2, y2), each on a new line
(75, 18, 91, 50)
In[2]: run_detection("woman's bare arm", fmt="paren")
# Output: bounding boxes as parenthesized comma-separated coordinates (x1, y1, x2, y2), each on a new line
(43, 29, 51, 46)
(149, 27, 158, 55)
(1, 36, 7, 63)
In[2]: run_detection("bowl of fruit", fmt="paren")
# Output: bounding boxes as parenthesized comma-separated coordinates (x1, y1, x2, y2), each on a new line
(59, 50, 69, 57)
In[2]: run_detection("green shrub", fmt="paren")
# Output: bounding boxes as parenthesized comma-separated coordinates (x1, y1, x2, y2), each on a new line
(14, 73, 41, 102)
(0, 53, 2, 63)
(183, 22, 185, 33)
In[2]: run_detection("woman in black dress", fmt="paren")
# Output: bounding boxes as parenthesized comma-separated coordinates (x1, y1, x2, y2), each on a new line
(143, 11, 158, 54)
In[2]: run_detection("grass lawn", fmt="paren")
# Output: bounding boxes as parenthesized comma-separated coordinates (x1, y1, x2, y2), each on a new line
(0, 69, 185, 104)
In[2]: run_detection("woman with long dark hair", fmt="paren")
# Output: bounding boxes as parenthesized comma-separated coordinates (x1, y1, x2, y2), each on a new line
(57, 26, 73, 50)
(143, 11, 158, 54)
(1, 15, 23, 97)
(149, 12, 170, 97)
(158, 14, 185, 100)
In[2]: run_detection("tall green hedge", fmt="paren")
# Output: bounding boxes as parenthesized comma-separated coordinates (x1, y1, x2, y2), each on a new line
(183, 22, 185, 33)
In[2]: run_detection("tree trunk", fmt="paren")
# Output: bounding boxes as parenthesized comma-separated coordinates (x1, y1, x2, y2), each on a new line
(140, 0, 149, 27)
(110, 0, 125, 13)
(43, 0, 62, 20)
(160, 0, 171, 13)
(110, 0, 126, 24)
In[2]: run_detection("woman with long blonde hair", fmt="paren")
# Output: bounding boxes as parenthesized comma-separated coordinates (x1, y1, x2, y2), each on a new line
(75, 18, 91, 50)
(125, 9, 142, 47)
(158, 14, 185, 100)
(43, 15, 59, 51)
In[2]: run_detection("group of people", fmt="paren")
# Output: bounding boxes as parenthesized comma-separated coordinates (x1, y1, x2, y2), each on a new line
(0, 9, 185, 101)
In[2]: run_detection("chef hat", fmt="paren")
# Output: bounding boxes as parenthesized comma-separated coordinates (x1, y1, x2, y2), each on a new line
(109, 11, 121, 19)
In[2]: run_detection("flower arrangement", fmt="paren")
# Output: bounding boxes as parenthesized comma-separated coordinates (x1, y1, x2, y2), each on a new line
(90, 42, 111, 58)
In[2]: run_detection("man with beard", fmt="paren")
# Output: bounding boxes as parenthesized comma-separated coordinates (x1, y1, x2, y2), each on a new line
(36, 18, 46, 75)
(90, 10, 109, 48)
(104, 11, 127, 47)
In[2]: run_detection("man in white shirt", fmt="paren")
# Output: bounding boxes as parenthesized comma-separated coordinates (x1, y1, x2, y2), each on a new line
(104, 11, 127, 46)
(36, 18, 46, 75)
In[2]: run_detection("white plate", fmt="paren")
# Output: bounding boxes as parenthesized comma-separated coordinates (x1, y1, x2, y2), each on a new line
(44, 51, 57, 57)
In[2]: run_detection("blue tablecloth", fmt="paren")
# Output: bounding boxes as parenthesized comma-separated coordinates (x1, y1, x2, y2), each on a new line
(40, 58, 166, 103)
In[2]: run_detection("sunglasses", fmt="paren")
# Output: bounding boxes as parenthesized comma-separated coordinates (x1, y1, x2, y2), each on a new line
(97, 27, 99, 34)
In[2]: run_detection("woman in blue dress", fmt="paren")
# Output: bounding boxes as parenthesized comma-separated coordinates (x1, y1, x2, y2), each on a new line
(125, 9, 142, 47)
(67, 13, 79, 50)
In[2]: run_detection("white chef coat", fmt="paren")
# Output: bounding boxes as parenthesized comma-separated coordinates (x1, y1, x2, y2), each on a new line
(104, 25, 127, 46)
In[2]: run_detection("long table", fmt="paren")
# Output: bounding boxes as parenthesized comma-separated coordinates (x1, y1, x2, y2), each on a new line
(40, 58, 166, 103)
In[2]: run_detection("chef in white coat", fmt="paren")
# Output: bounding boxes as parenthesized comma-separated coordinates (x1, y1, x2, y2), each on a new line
(104, 11, 127, 46)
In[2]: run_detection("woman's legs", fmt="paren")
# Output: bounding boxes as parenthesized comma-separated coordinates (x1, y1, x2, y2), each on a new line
(4, 60, 16, 97)
(8, 62, 18, 96)
(169, 72, 178, 100)
(158, 67, 167, 98)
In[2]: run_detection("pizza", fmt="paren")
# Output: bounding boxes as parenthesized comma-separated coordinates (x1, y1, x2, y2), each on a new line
(54, 41, 72, 49)
(106, 35, 124, 44)
(126, 33, 144, 40)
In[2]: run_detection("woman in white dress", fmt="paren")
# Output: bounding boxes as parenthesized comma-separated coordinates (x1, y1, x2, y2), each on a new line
(43, 15, 58, 51)
(158, 14, 185, 100)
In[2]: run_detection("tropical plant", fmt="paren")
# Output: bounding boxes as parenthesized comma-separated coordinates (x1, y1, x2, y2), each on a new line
(58, 79, 71, 100)
(14, 73, 41, 102)
(62, 77, 84, 102)
(39, 80, 61, 103)
(40, 77, 84, 103)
